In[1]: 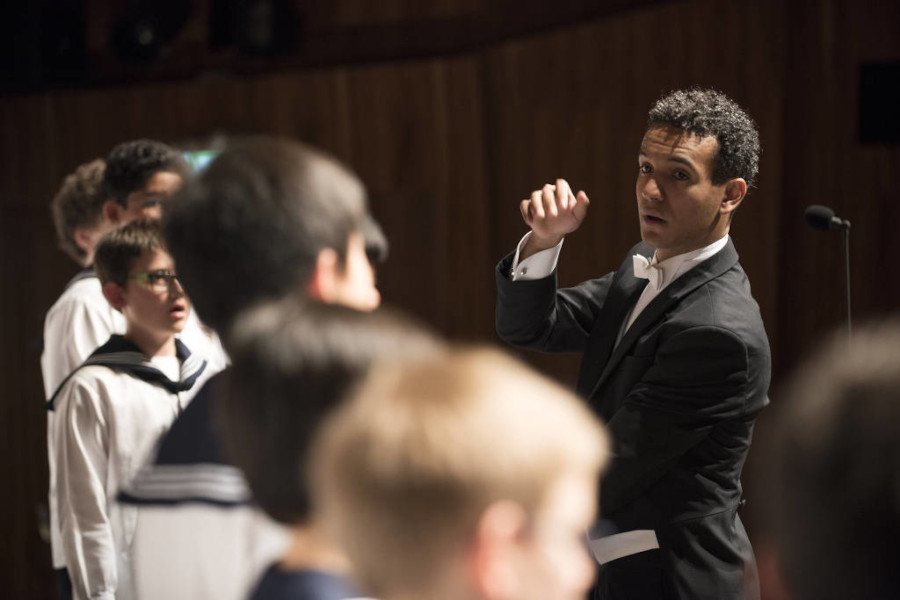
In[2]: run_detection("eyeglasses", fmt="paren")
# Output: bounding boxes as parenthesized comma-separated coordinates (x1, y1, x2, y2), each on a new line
(128, 270, 181, 292)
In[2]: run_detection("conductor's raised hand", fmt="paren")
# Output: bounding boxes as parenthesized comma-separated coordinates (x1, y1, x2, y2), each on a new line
(519, 179, 590, 256)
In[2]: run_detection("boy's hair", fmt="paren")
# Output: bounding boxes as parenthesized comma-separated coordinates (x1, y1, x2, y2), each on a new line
(164, 136, 368, 334)
(218, 299, 442, 525)
(362, 213, 389, 266)
(50, 159, 107, 266)
(93, 219, 168, 286)
(312, 348, 609, 597)
(648, 88, 761, 188)
(767, 320, 900, 600)
(104, 139, 188, 206)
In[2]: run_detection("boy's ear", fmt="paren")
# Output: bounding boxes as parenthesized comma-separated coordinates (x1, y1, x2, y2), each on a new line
(307, 247, 339, 303)
(102, 281, 127, 312)
(73, 227, 94, 255)
(467, 500, 528, 600)
(102, 199, 124, 225)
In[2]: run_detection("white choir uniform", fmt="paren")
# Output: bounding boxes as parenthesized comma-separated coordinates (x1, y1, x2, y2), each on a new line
(42, 270, 127, 571)
(119, 372, 290, 600)
(50, 335, 211, 600)
(41, 270, 229, 574)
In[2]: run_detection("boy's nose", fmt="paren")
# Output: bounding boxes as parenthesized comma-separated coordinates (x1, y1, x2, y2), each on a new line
(169, 277, 185, 297)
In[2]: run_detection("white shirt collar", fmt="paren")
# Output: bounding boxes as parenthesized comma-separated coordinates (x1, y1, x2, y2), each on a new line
(650, 234, 729, 289)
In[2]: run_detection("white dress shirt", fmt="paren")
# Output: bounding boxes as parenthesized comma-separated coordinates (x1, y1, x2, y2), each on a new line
(621, 235, 729, 335)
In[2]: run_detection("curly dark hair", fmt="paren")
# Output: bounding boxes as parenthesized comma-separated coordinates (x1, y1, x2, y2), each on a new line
(103, 139, 188, 206)
(50, 159, 106, 266)
(647, 88, 760, 189)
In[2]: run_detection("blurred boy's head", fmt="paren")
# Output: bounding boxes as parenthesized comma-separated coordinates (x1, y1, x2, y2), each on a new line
(766, 320, 900, 600)
(103, 139, 188, 224)
(50, 159, 113, 267)
(219, 299, 442, 530)
(313, 348, 609, 600)
(94, 219, 190, 340)
(165, 136, 380, 337)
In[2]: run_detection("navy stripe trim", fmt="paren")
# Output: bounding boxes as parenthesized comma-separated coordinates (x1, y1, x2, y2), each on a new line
(116, 493, 251, 508)
(118, 463, 251, 506)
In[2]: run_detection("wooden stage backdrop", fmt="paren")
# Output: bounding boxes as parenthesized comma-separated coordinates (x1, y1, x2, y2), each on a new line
(1, 0, 898, 597)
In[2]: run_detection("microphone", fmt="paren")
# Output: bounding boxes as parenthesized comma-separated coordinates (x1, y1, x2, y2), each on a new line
(804, 205, 853, 344)
(805, 204, 851, 231)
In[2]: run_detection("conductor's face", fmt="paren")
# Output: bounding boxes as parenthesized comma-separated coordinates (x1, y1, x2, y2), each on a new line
(635, 126, 737, 262)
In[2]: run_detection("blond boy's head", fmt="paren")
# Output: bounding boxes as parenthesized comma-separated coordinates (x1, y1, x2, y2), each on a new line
(313, 348, 609, 600)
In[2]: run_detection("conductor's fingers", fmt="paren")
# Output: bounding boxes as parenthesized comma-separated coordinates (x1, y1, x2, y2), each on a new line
(573, 190, 591, 221)
(520, 198, 534, 226)
(541, 184, 558, 218)
(530, 189, 545, 219)
(555, 179, 572, 211)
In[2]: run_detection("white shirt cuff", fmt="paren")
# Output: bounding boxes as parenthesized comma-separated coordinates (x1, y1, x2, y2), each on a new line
(510, 232, 564, 281)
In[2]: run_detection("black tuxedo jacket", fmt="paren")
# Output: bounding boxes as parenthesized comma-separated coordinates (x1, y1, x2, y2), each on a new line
(496, 239, 770, 600)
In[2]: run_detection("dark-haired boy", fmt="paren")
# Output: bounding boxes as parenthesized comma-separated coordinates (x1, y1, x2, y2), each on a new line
(119, 137, 383, 600)
(51, 219, 211, 600)
(101, 138, 188, 224)
(496, 89, 771, 599)
(221, 299, 442, 600)
(101, 138, 229, 372)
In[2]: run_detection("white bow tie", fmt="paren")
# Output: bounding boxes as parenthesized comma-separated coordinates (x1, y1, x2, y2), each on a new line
(633, 254, 663, 291)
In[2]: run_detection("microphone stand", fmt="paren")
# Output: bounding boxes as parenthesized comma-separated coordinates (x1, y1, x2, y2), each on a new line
(843, 225, 852, 347)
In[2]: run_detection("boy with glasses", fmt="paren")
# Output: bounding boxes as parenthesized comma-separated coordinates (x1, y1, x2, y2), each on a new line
(49, 219, 212, 600)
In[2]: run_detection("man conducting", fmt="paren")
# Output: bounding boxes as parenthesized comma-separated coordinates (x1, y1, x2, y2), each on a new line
(495, 88, 771, 600)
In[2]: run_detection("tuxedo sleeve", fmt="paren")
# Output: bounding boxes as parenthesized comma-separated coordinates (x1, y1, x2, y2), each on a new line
(495, 252, 615, 353)
(600, 325, 752, 515)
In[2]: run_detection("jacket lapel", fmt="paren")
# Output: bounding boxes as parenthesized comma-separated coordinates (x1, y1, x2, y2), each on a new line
(576, 246, 652, 397)
(583, 239, 740, 400)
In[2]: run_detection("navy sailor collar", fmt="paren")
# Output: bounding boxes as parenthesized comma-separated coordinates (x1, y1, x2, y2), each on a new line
(47, 334, 207, 411)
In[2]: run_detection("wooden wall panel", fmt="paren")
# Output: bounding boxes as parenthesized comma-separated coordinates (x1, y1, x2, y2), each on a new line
(3, 0, 898, 596)
(339, 58, 493, 337)
(778, 0, 900, 376)
(483, 0, 786, 384)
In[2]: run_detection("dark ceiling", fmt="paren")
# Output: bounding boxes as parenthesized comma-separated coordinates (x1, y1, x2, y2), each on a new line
(1, 0, 672, 94)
